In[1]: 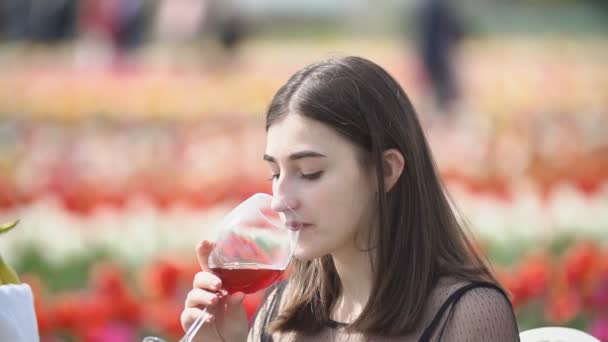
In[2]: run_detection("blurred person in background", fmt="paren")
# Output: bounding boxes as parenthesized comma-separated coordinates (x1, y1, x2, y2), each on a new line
(77, 0, 125, 64)
(76, 0, 149, 66)
(114, 0, 149, 52)
(0, 0, 32, 41)
(28, 0, 78, 43)
(0, 0, 77, 43)
(206, 0, 247, 66)
(416, 0, 467, 117)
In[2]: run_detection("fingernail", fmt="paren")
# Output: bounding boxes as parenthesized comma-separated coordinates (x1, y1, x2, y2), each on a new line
(206, 314, 215, 323)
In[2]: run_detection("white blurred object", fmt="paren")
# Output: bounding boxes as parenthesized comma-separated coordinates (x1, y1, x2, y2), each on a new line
(0, 284, 40, 342)
(520, 326, 599, 342)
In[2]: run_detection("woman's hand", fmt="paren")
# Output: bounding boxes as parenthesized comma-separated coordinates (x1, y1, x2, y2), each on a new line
(180, 241, 248, 342)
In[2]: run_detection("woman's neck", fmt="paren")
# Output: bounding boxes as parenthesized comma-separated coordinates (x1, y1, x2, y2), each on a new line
(330, 247, 374, 324)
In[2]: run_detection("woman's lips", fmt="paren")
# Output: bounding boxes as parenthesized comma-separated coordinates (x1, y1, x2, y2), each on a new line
(287, 222, 312, 231)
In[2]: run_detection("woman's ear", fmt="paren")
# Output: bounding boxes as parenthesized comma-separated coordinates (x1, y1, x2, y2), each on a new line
(383, 149, 405, 192)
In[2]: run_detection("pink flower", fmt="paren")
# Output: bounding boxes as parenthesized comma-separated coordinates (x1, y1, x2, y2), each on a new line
(590, 277, 608, 314)
(590, 316, 608, 342)
(85, 322, 136, 342)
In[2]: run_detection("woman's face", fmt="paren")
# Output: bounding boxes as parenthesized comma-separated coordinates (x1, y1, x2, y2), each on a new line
(264, 114, 377, 261)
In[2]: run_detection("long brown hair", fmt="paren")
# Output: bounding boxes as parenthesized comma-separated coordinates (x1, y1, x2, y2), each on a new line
(265, 56, 497, 336)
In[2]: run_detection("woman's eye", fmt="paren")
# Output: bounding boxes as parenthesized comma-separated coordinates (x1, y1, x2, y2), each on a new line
(301, 171, 323, 180)
(268, 174, 280, 181)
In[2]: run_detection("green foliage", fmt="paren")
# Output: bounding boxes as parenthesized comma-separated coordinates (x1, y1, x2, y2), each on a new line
(547, 233, 579, 257)
(13, 242, 115, 292)
(484, 236, 533, 267)
(516, 298, 547, 331)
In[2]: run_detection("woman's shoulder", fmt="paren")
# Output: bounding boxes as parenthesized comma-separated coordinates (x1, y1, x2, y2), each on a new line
(429, 276, 510, 304)
(430, 276, 516, 319)
(426, 276, 520, 341)
(425, 276, 471, 310)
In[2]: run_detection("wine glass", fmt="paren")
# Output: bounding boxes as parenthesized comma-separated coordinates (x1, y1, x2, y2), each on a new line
(142, 193, 300, 342)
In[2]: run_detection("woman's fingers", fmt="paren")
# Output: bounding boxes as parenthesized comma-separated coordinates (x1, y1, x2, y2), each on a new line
(185, 288, 221, 309)
(180, 307, 214, 331)
(192, 271, 222, 291)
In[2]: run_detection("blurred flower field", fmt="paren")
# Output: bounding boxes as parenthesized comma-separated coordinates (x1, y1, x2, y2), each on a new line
(0, 37, 607, 341)
(10, 238, 608, 341)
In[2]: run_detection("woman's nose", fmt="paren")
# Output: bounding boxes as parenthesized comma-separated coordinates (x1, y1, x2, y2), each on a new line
(270, 194, 299, 214)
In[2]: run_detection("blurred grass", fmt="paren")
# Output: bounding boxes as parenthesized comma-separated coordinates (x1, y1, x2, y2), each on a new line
(14, 242, 115, 292)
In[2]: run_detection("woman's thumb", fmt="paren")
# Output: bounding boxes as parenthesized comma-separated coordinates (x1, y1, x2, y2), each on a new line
(196, 240, 214, 272)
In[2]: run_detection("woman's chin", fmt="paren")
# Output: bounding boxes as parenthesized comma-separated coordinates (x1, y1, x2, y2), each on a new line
(293, 246, 324, 261)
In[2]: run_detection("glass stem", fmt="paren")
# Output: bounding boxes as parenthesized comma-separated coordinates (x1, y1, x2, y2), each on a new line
(178, 308, 209, 342)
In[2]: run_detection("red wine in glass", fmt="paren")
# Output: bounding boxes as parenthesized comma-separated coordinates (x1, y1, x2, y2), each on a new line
(211, 262, 283, 294)
(142, 193, 298, 342)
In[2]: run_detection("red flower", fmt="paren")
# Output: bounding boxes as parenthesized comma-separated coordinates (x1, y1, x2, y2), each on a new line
(517, 254, 551, 300)
(141, 259, 182, 301)
(50, 293, 82, 331)
(90, 262, 142, 323)
(564, 241, 599, 289)
(143, 302, 184, 340)
(90, 263, 130, 298)
(49, 293, 112, 340)
(179, 261, 201, 284)
(507, 275, 529, 308)
(106, 292, 142, 324)
(545, 289, 582, 324)
(78, 294, 113, 330)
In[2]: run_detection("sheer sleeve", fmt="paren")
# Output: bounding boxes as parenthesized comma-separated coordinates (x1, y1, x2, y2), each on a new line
(440, 286, 520, 341)
(247, 282, 285, 342)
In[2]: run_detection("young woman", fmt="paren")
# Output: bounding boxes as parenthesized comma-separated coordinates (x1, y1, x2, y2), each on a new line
(181, 56, 520, 341)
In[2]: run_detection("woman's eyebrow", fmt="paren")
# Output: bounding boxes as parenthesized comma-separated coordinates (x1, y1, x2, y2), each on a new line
(263, 151, 327, 163)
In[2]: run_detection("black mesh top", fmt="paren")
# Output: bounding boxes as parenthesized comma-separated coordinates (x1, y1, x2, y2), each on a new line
(247, 277, 520, 341)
